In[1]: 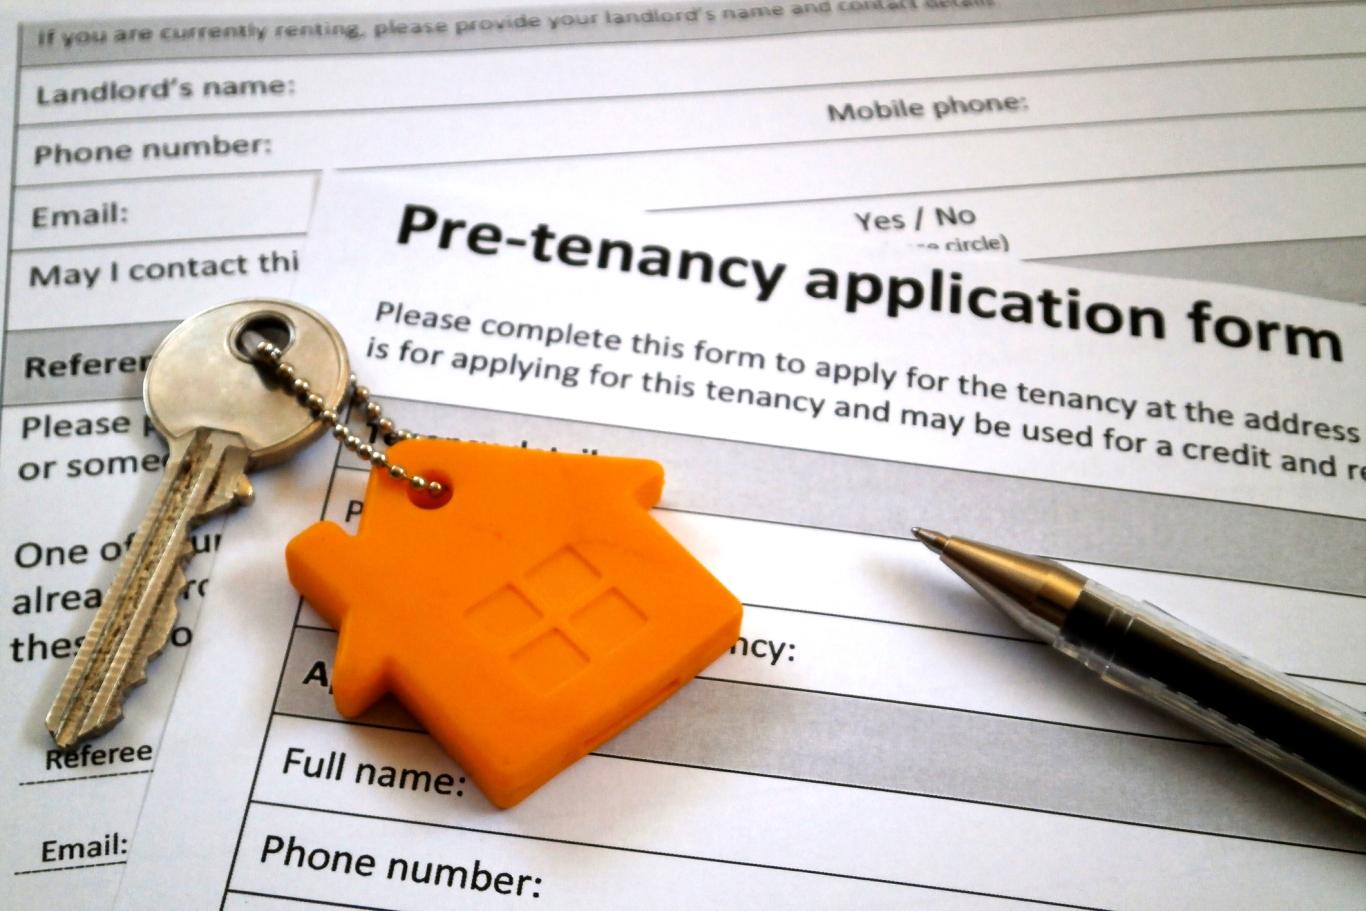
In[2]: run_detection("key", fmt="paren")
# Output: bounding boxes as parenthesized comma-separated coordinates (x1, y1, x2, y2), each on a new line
(46, 299, 350, 749)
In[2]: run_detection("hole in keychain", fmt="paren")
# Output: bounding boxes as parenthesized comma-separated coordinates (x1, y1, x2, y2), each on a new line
(232, 312, 295, 362)
(407, 469, 453, 509)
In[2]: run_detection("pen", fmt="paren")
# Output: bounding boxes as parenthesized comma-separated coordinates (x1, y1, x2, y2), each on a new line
(911, 528, 1366, 818)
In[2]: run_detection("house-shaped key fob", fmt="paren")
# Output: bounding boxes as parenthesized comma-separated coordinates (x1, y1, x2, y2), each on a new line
(286, 439, 742, 808)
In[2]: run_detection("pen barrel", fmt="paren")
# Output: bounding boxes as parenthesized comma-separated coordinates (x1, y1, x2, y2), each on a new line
(1055, 581, 1366, 818)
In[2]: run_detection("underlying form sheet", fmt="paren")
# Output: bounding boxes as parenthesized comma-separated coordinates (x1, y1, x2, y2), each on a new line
(119, 174, 1365, 909)
(1, 1, 1364, 907)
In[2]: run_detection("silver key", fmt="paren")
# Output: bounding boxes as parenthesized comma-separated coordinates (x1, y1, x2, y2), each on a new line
(47, 299, 350, 749)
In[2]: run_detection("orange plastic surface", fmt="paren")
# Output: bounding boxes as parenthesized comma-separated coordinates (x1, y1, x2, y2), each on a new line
(286, 439, 742, 808)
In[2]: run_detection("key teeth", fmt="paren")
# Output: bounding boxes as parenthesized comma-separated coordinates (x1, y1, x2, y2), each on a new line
(49, 686, 127, 751)
(203, 450, 254, 517)
(52, 545, 187, 752)
(85, 583, 180, 745)
(47, 430, 247, 749)
(53, 612, 176, 751)
(65, 706, 126, 751)
(126, 569, 183, 686)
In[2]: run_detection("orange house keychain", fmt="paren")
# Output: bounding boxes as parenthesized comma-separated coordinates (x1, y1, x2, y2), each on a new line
(266, 325, 743, 808)
(44, 298, 740, 809)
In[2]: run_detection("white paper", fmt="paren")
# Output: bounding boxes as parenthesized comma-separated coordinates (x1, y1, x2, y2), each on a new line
(2, 2, 1364, 908)
(114, 171, 1366, 910)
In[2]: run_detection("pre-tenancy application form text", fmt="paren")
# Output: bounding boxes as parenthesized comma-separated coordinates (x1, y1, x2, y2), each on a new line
(124, 173, 1365, 909)
(0, 1, 1363, 908)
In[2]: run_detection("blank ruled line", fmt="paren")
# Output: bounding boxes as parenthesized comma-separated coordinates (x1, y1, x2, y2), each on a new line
(1034, 232, 1366, 260)
(650, 161, 1366, 212)
(12, 231, 307, 254)
(225, 891, 401, 911)
(588, 754, 1366, 856)
(691, 675, 1220, 745)
(273, 711, 422, 736)
(18, 769, 151, 786)
(13, 860, 126, 876)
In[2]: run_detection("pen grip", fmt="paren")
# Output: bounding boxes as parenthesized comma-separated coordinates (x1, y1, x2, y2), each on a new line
(1056, 582, 1366, 819)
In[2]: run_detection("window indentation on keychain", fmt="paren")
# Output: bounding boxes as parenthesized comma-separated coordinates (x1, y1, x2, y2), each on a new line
(569, 589, 647, 653)
(511, 629, 589, 691)
(465, 586, 541, 640)
(523, 548, 599, 605)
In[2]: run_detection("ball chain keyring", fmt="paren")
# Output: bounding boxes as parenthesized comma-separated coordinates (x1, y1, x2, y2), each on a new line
(252, 340, 445, 499)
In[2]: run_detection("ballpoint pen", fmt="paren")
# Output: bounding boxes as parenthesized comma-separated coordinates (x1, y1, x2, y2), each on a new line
(911, 528, 1366, 818)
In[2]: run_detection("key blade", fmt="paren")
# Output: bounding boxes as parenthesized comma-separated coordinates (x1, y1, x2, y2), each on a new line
(46, 429, 251, 749)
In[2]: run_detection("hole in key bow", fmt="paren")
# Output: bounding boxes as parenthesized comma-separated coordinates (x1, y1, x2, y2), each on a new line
(232, 312, 295, 360)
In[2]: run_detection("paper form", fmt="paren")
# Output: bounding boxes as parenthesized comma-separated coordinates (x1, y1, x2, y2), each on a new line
(113, 171, 1366, 909)
(1, 1, 1364, 907)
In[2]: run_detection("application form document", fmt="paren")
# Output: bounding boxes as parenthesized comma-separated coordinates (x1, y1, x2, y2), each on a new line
(0, 1, 1363, 908)
(119, 172, 1364, 909)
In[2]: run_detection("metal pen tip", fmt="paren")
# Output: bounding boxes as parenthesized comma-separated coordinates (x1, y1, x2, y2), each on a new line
(911, 527, 949, 554)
